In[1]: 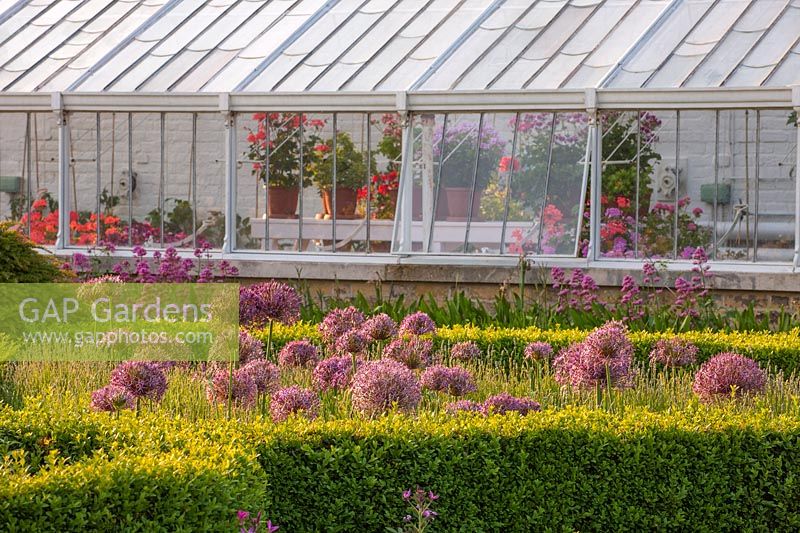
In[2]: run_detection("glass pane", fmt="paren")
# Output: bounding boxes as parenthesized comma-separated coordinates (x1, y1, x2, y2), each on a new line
(195, 113, 225, 249)
(365, 112, 402, 252)
(507, 112, 553, 255)
(715, 109, 757, 260)
(17, 113, 60, 246)
(0, 114, 33, 237)
(67, 113, 100, 247)
(639, 110, 677, 259)
(754, 109, 795, 263)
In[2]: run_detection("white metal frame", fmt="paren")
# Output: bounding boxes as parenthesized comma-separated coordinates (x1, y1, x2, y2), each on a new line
(1, 86, 796, 273)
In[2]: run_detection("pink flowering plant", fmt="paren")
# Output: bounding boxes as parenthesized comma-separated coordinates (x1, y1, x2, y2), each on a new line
(389, 488, 439, 533)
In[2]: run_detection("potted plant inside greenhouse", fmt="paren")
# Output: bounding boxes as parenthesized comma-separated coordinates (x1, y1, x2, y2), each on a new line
(245, 113, 319, 219)
(308, 132, 371, 219)
(435, 120, 505, 221)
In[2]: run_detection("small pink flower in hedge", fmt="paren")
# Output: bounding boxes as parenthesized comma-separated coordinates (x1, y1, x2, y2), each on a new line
(692, 352, 766, 402)
(90, 385, 135, 413)
(270, 385, 320, 422)
(383, 336, 433, 369)
(553, 321, 634, 390)
(649, 337, 698, 368)
(420, 365, 477, 396)
(312, 355, 362, 392)
(239, 281, 302, 328)
(524, 341, 554, 362)
(237, 510, 279, 533)
(278, 340, 319, 367)
(397, 487, 439, 532)
(450, 341, 481, 362)
(362, 313, 397, 341)
(239, 330, 264, 365)
(318, 306, 366, 345)
(335, 329, 369, 355)
(110, 361, 168, 402)
(445, 399, 483, 414)
(207, 369, 257, 408)
(239, 359, 280, 395)
(481, 393, 541, 415)
(351, 359, 421, 416)
(399, 311, 436, 336)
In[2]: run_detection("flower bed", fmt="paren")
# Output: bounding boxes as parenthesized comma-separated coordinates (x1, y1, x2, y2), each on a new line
(264, 322, 800, 374)
(1, 405, 799, 531)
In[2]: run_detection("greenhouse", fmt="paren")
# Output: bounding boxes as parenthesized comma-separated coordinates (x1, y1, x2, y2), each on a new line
(0, 0, 798, 273)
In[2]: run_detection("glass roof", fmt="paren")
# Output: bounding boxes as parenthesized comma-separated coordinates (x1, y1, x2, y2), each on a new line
(0, 0, 796, 93)
(604, 0, 800, 88)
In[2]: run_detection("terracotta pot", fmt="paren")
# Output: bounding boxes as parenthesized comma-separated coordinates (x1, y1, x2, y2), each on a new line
(442, 187, 483, 221)
(413, 185, 449, 221)
(268, 186, 299, 218)
(321, 187, 359, 219)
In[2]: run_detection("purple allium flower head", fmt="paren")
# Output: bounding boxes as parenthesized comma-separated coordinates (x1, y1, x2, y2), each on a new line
(351, 359, 421, 416)
(207, 368, 257, 408)
(312, 355, 361, 392)
(383, 336, 433, 369)
(649, 337, 698, 368)
(553, 321, 634, 390)
(481, 393, 541, 415)
(524, 341, 554, 362)
(90, 384, 135, 412)
(239, 329, 264, 366)
(239, 281, 302, 328)
(450, 341, 481, 362)
(278, 340, 319, 367)
(318, 306, 366, 345)
(445, 399, 483, 414)
(335, 329, 369, 355)
(239, 359, 280, 394)
(361, 313, 397, 341)
(692, 352, 766, 402)
(110, 361, 168, 401)
(269, 385, 320, 422)
(420, 365, 477, 396)
(398, 311, 436, 336)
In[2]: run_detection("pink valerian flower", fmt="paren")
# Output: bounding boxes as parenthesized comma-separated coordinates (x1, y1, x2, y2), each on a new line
(239, 281, 302, 328)
(481, 393, 541, 415)
(649, 337, 698, 368)
(551, 267, 599, 312)
(361, 313, 397, 341)
(90, 385, 135, 413)
(312, 355, 362, 392)
(618, 275, 645, 322)
(383, 336, 433, 369)
(109, 361, 168, 402)
(239, 359, 280, 394)
(553, 321, 634, 390)
(237, 510, 279, 533)
(318, 306, 366, 346)
(207, 368, 257, 408)
(269, 386, 320, 422)
(445, 399, 483, 414)
(523, 341, 554, 362)
(351, 359, 421, 416)
(334, 329, 369, 355)
(419, 365, 477, 396)
(673, 247, 712, 319)
(277, 340, 319, 367)
(238, 330, 264, 366)
(692, 353, 766, 402)
(449, 341, 481, 362)
(398, 311, 436, 336)
(399, 488, 439, 530)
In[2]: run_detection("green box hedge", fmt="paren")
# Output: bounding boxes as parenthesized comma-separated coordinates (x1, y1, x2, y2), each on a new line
(2, 406, 800, 531)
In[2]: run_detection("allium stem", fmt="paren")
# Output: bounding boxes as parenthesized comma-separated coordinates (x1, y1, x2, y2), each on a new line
(266, 320, 274, 363)
(227, 358, 234, 420)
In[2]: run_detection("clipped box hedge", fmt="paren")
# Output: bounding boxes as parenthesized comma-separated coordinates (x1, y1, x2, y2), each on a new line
(2, 406, 800, 531)
(263, 323, 800, 374)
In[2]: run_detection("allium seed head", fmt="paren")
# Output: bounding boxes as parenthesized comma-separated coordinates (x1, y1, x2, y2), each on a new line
(351, 359, 421, 416)
(450, 341, 481, 362)
(239, 359, 280, 394)
(420, 365, 477, 396)
(398, 312, 436, 336)
(524, 341, 554, 362)
(239, 281, 302, 328)
(269, 386, 320, 422)
(90, 385, 135, 412)
(207, 368, 258, 408)
(361, 313, 397, 341)
(649, 337, 698, 367)
(278, 340, 319, 367)
(318, 306, 366, 345)
(383, 336, 433, 369)
(110, 361, 168, 402)
(692, 352, 766, 402)
(312, 355, 361, 392)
